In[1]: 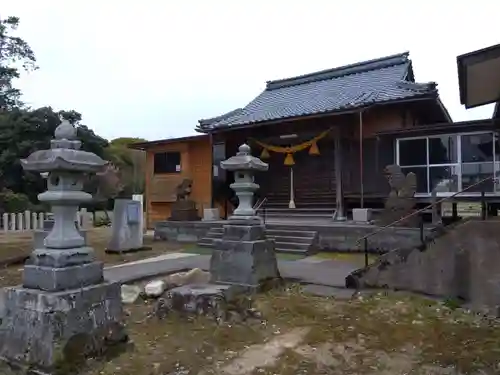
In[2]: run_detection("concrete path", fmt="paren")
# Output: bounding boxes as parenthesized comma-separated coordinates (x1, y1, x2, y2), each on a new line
(103, 253, 358, 288)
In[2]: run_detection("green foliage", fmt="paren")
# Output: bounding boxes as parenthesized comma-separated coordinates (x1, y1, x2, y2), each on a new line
(443, 297, 464, 310)
(0, 189, 31, 213)
(0, 16, 38, 110)
(105, 137, 147, 195)
(0, 107, 109, 203)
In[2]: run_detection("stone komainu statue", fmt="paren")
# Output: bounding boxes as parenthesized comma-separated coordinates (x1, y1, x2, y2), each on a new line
(169, 178, 200, 221)
(175, 178, 193, 201)
(377, 164, 418, 227)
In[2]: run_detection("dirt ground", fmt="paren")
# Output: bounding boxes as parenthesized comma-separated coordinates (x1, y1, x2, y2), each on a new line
(79, 285, 500, 375)
(0, 228, 184, 287)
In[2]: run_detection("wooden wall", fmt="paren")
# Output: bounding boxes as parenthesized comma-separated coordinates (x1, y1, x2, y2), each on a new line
(145, 136, 212, 228)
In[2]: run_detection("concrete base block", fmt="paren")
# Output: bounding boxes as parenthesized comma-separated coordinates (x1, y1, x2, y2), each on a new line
(352, 208, 372, 223)
(210, 222, 280, 287)
(0, 281, 127, 373)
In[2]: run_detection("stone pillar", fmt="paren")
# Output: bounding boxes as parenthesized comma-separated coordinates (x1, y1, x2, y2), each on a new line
(210, 144, 280, 288)
(0, 120, 127, 372)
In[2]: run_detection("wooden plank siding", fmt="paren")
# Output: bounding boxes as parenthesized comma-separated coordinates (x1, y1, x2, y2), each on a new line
(144, 135, 212, 228)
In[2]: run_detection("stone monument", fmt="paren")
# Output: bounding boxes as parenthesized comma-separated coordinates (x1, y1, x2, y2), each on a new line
(168, 178, 201, 221)
(0, 121, 127, 372)
(377, 164, 418, 227)
(157, 144, 280, 320)
(107, 198, 144, 252)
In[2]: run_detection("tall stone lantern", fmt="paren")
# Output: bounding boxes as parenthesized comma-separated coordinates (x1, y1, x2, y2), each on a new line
(210, 143, 280, 288)
(221, 143, 268, 221)
(0, 121, 126, 372)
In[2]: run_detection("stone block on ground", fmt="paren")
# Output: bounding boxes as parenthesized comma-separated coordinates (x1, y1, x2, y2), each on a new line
(0, 282, 127, 371)
(164, 267, 211, 287)
(121, 284, 142, 304)
(154, 283, 260, 323)
(144, 279, 167, 298)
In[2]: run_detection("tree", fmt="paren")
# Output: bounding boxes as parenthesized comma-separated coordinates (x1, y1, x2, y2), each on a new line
(105, 137, 147, 195)
(0, 16, 37, 110)
(0, 107, 109, 203)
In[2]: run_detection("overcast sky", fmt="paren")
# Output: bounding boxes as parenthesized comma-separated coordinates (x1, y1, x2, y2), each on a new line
(4, 1, 499, 141)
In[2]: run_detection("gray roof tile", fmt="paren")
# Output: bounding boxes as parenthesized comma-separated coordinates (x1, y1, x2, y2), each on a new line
(198, 52, 439, 131)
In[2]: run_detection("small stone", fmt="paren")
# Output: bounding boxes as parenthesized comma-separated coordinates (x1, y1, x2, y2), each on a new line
(121, 284, 141, 304)
(164, 268, 210, 287)
(144, 280, 166, 298)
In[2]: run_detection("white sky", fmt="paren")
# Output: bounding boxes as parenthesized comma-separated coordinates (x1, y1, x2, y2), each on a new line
(4, 1, 499, 141)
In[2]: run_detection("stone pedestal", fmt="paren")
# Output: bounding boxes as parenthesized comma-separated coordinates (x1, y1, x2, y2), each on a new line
(169, 200, 201, 221)
(0, 282, 126, 371)
(107, 199, 143, 253)
(203, 208, 220, 221)
(210, 221, 280, 289)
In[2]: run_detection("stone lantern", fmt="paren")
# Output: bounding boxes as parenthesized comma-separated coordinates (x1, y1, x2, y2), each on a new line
(220, 143, 268, 220)
(0, 121, 126, 372)
(210, 143, 279, 287)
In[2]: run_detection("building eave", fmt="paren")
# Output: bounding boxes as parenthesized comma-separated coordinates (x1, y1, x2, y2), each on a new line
(457, 43, 500, 109)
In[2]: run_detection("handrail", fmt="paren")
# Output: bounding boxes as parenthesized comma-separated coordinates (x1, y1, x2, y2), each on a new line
(356, 174, 496, 245)
(253, 197, 268, 211)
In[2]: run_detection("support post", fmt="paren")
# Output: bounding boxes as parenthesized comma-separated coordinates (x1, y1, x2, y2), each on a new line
(334, 129, 346, 221)
(359, 111, 364, 208)
(364, 237, 369, 267)
(289, 167, 296, 209)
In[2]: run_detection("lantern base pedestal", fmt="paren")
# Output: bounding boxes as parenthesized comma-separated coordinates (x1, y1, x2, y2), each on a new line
(23, 261, 104, 292)
(0, 281, 127, 374)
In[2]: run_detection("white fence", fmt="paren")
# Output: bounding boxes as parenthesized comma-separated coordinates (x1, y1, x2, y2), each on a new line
(1, 208, 92, 233)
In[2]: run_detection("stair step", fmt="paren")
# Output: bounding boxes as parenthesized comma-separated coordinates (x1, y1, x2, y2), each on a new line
(265, 229, 317, 237)
(263, 213, 333, 218)
(275, 248, 308, 255)
(273, 241, 311, 250)
(267, 235, 315, 243)
(260, 208, 335, 212)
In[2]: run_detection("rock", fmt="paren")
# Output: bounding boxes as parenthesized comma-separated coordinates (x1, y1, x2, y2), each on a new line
(144, 279, 166, 298)
(164, 268, 210, 287)
(121, 284, 141, 304)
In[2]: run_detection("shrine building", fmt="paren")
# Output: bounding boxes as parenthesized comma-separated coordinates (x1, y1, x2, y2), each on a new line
(130, 51, 500, 229)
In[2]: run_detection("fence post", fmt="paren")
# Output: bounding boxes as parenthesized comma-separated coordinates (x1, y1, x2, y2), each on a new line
(481, 191, 486, 220)
(364, 237, 369, 267)
(10, 213, 16, 231)
(38, 212, 44, 228)
(24, 210, 31, 231)
(419, 214, 425, 249)
(2, 213, 8, 232)
(16, 213, 23, 231)
(32, 212, 38, 230)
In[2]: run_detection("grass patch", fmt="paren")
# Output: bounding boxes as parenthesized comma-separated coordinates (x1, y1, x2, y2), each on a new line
(74, 285, 500, 374)
(0, 229, 185, 288)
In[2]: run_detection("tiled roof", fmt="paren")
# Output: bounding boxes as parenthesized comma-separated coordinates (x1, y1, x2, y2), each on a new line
(198, 52, 440, 131)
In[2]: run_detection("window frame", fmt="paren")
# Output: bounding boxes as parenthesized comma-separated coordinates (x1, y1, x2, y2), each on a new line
(396, 131, 499, 197)
(153, 151, 182, 174)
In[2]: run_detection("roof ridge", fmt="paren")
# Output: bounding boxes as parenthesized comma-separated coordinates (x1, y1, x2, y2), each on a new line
(198, 108, 243, 127)
(266, 52, 410, 91)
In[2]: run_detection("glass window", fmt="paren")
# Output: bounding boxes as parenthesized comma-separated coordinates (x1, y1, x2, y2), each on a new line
(461, 162, 495, 192)
(461, 133, 494, 163)
(428, 135, 457, 165)
(153, 152, 181, 174)
(400, 167, 428, 193)
(429, 166, 459, 192)
(212, 143, 225, 162)
(398, 138, 427, 166)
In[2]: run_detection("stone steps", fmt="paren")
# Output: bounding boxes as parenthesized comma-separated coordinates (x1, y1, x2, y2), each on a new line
(198, 226, 319, 256)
